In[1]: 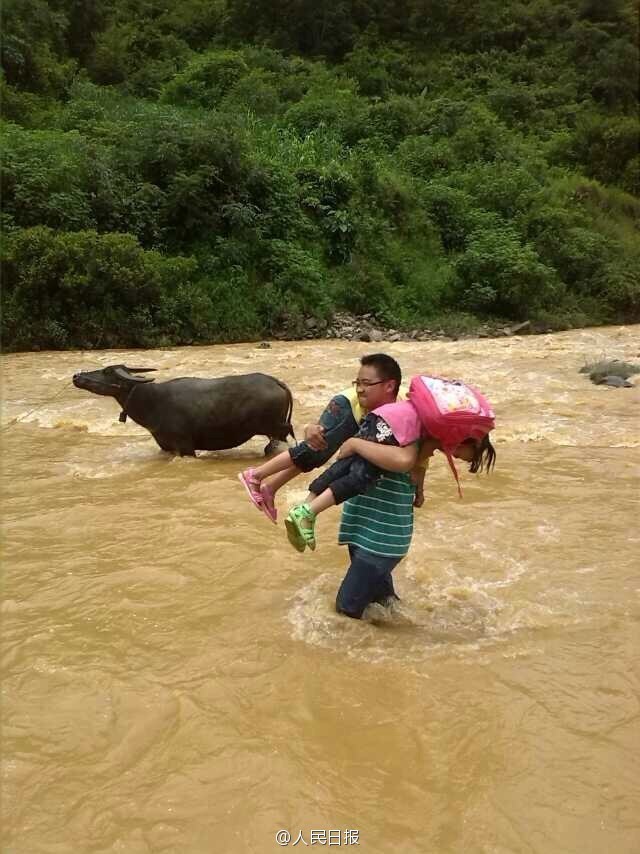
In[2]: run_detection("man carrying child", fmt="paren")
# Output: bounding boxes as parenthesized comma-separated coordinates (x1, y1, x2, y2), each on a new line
(239, 354, 429, 618)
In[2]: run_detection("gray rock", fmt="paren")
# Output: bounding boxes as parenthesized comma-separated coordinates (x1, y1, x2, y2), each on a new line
(583, 359, 640, 381)
(596, 375, 633, 388)
(510, 320, 531, 335)
(256, 341, 271, 349)
(359, 332, 371, 342)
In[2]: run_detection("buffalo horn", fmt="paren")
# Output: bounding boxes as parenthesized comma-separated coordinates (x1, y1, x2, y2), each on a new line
(123, 366, 157, 373)
(114, 367, 154, 383)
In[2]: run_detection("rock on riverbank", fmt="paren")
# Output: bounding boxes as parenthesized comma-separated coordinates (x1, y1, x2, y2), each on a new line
(271, 312, 538, 343)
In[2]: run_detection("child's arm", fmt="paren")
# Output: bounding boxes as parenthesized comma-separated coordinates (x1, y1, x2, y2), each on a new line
(411, 463, 427, 507)
(338, 437, 418, 472)
(411, 439, 433, 506)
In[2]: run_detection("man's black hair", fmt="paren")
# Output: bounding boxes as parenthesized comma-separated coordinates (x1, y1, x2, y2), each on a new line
(360, 354, 402, 395)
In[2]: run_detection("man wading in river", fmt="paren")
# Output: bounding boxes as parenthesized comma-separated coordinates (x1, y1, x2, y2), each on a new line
(329, 431, 489, 619)
(281, 361, 495, 620)
(240, 354, 430, 617)
(239, 354, 428, 520)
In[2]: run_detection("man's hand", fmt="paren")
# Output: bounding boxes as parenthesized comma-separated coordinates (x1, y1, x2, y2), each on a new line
(337, 437, 357, 459)
(413, 488, 425, 508)
(304, 423, 328, 451)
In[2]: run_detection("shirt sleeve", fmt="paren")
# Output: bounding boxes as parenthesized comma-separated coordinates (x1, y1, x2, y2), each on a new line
(341, 386, 363, 423)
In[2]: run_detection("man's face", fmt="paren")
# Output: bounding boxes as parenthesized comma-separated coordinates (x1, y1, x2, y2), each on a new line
(354, 364, 397, 412)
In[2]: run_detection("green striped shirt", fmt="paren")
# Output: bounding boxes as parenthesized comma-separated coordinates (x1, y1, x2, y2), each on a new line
(338, 471, 415, 558)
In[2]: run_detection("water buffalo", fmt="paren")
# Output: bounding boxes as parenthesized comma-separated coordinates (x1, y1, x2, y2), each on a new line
(72, 364, 295, 456)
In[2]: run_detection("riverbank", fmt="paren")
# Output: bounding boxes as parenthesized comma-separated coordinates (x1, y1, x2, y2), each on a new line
(271, 312, 552, 344)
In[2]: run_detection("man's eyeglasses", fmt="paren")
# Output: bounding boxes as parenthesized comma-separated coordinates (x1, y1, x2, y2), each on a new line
(352, 379, 386, 388)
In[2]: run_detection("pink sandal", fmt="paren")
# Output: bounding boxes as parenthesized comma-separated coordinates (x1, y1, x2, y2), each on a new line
(238, 469, 263, 511)
(260, 483, 278, 524)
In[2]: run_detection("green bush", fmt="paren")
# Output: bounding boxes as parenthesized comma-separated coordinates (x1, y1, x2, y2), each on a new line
(260, 239, 331, 326)
(1, 122, 96, 230)
(594, 253, 640, 318)
(222, 70, 282, 117)
(342, 44, 427, 98)
(453, 226, 560, 318)
(0, 0, 76, 95)
(1, 227, 202, 350)
(552, 113, 640, 190)
(366, 96, 425, 145)
(458, 160, 544, 219)
(419, 182, 476, 252)
(296, 164, 357, 261)
(1, 3, 638, 345)
(90, 22, 191, 95)
(397, 136, 457, 179)
(284, 91, 369, 146)
(160, 50, 249, 108)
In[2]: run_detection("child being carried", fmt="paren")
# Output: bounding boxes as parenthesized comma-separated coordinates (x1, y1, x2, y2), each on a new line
(284, 375, 496, 553)
(285, 399, 420, 552)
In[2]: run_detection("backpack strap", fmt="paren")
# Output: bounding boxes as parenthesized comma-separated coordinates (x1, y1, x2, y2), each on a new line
(444, 449, 464, 498)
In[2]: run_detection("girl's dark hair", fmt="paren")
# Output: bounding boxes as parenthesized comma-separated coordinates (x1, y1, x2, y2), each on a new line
(464, 434, 496, 474)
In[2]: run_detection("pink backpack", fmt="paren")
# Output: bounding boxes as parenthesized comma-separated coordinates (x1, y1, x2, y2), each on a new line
(409, 374, 495, 496)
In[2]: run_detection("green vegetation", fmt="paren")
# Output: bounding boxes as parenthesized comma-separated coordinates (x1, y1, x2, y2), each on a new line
(1, 0, 638, 350)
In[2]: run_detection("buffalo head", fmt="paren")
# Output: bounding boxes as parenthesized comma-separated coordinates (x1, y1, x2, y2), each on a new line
(73, 364, 157, 397)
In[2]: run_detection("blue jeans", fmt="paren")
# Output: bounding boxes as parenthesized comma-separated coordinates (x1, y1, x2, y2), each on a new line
(288, 394, 359, 473)
(335, 545, 402, 619)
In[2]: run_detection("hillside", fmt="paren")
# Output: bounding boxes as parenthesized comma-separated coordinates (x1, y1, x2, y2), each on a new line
(1, 0, 638, 350)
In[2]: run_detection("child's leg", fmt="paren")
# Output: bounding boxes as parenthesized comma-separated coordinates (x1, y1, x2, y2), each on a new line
(262, 466, 300, 493)
(314, 456, 382, 505)
(307, 455, 355, 498)
(284, 487, 335, 552)
(239, 449, 298, 520)
(307, 488, 337, 515)
(285, 415, 398, 552)
(243, 392, 358, 505)
(248, 449, 298, 483)
(285, 457, 377, 552)
(258, 466, 300, 523)
(307, 413, 390, 506)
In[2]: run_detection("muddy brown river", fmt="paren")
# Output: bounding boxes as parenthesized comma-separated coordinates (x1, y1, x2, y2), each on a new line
(2, 327, 639, 853)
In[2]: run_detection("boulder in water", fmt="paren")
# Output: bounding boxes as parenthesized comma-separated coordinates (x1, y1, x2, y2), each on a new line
(579, 359, 640, 387)
(594, 374, 634, 388)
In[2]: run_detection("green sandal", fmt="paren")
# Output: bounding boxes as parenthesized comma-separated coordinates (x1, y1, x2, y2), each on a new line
(285, 504, 317, 553)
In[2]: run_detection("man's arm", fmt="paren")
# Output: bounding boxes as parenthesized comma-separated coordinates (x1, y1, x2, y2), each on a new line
(338, 437, 418, 472)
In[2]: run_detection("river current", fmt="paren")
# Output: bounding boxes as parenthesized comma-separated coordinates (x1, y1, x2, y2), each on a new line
(2, 327, 639, 853)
